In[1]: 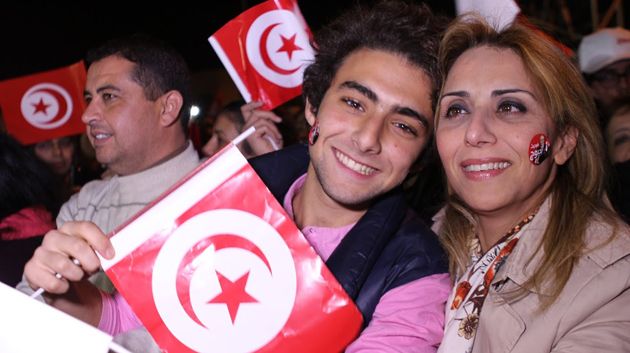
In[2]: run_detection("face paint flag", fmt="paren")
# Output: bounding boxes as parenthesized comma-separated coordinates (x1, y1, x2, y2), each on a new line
(101, 145, 362, 353)
(209, 0, 314, 110)
(0, 61, 86, 145)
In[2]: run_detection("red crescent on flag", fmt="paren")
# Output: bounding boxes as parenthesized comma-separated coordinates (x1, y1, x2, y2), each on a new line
(175, 234, 272, 327)
(259, 23, 300, 75)
(30, 87, 69, 126)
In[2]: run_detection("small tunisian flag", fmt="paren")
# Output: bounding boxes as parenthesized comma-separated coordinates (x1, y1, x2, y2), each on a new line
(209, 0, 315, 110)
(0, 61, 86, 145)
(101, 145, 362, 353)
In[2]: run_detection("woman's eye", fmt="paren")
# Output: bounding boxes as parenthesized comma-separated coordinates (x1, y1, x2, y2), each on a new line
(342, 98, 364, 112)
(613, 134, 630, 147)
(497, 101, 526, 114)
(444, 104, 467, 118)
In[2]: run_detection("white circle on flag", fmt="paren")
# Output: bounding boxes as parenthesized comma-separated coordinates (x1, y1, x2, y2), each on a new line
(245, 9, 314, 88)
(152, 209, 297, 353)
(20, 82, 73, 129)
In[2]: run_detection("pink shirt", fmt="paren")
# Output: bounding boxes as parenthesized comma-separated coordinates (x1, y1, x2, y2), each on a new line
(99, 174, 449, 352)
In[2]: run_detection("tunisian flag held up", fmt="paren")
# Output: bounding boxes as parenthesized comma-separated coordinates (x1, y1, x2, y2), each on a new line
(0, 61, 86, 145)
(209, 0, 315, 110)
(101, 145, 363, 353)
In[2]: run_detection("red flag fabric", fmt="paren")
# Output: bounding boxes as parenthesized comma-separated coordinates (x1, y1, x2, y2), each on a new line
(0, 61, 86, 145)
(209, 0, 315, 110)
(102, 145, 362, 353)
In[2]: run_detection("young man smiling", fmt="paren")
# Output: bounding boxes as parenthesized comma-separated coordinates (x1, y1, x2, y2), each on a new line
(248, 1, 450, 351)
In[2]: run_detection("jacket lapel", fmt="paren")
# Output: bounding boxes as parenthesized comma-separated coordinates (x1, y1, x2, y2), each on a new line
(474, 288, 526, 353)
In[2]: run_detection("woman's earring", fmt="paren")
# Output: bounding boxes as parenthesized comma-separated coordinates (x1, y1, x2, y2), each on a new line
(308, 121, 320, 145)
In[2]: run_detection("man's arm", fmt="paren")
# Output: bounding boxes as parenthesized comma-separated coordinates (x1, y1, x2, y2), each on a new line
(345, 273, 450, 353)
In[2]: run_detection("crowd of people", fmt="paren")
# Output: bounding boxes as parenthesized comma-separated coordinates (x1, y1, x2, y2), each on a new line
(1, 0, 629, 352)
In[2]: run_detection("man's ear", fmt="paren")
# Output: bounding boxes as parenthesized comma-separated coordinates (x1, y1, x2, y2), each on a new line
(159, 90, 184, 127)
(304, 98, 317, 127)
(553, 126, 579, 165)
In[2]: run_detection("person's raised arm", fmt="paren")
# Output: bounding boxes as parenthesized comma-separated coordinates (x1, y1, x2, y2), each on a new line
(240, 101, 284, 157)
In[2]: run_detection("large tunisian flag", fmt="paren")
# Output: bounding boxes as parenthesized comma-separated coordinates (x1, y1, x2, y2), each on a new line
(101, 145, 362, 353)
(209, 0, 314, 110)
(0, 61, 86, 145)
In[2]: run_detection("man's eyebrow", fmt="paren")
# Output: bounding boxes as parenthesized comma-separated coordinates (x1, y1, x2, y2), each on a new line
(339, 80, 378, 102)
(84, 84, 121, 97)
(341, 80, 428, 127)
(396, 106, 429, 127)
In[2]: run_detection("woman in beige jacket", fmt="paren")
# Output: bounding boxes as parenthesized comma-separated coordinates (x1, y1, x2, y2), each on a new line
(433, 15, 630, 353)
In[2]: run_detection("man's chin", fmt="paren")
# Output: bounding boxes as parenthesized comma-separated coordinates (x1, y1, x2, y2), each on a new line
(327, 190, 377, 211)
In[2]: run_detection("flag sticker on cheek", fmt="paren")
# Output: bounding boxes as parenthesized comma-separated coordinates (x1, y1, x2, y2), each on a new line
(528, 133, 552, 165)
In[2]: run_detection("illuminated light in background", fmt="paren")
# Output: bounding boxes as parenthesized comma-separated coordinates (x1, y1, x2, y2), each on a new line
(189, 105, 201, 121)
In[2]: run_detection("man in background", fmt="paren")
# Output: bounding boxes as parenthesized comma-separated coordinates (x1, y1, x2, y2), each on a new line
(578, 27, 630, 116)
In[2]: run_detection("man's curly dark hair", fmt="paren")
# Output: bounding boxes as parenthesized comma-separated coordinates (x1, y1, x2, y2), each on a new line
(302, 0, 447, 116)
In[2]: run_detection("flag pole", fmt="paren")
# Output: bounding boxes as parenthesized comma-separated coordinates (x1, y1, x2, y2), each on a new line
(232, 126, 256, 146)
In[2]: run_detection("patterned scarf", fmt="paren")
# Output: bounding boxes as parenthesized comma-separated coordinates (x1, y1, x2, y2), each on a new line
(438, 211, 537, 353)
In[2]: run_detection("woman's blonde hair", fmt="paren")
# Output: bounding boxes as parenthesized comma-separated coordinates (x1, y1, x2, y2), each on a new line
(436, 16, 614, 308)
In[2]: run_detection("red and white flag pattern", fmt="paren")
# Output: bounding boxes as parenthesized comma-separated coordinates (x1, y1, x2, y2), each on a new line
(209, 0, 314, 110)
(0, 61, 86, 145)
(102, 145, 362, 353)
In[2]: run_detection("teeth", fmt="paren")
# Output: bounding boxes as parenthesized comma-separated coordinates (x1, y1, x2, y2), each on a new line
(94, 133, 111, 140)
(464, 162, 511, 172)
(335, 151, 376, 175)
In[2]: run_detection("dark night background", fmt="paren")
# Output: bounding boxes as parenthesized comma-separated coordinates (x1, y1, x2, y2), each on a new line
(0, 1, 626, 102)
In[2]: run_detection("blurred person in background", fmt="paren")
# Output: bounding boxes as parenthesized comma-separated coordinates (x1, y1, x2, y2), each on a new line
(604, 99, 630, 222)
(578, 27, 630, 120)
(0, 132, 57, 286)
(32, 135, 105, 202)
(32, 136, 80, 201)
(201, 100, 284, 158)
(605, 100, 630, 164)
(33, 136, 75, 178)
